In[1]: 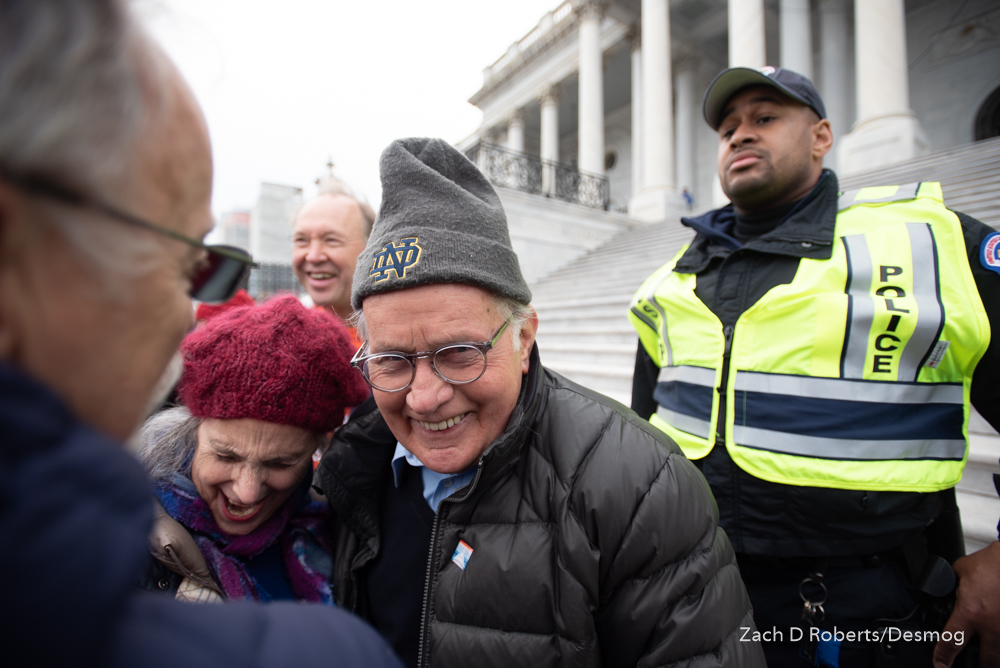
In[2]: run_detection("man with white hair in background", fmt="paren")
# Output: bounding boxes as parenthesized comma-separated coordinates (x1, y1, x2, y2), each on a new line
(292, 181, 376, 331)
(0, 2, 400, 666)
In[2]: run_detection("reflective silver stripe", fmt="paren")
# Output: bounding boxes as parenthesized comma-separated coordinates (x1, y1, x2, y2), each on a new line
(734, 371, 963, 404)
(643, 275, 673, 367)
(838, 182, 922, 211)
(656, 406, 712, 439)
(629, 305, 656, 333)
(838, 189, 859, 212)
(842, 234, 875, 379)
(841, 224, 944, 381)
(898, 223, 943, 381)
(657, 365, 717, 388)
(734, 425, 966, 460)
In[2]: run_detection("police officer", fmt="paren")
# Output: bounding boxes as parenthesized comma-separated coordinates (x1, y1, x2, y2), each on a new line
(629, 66, 1000, 667)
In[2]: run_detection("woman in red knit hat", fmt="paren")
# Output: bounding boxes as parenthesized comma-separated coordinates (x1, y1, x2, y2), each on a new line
(134, 294, 368, 603)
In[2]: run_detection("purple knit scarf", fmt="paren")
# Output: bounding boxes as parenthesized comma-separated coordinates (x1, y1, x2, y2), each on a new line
(155, 474, 334, 604)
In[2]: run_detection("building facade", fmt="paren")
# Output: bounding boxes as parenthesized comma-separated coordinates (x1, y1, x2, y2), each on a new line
(246, 183, 304, 300)
(459, 0, 1000, 231)
(249, 182, 303, 264)
(219, 209, 251, 251)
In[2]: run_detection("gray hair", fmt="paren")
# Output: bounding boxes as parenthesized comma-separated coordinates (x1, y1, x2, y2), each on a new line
(490, 295, 534, 352)
(353, 293, 534, 352)
(0, 0, 163, 202)
(317, 184, 377, 240)
(135, 406, 202, 484)
(135, 406, 329, 484)
(295, 185, 377, 241)
(0, 0, 173, 290)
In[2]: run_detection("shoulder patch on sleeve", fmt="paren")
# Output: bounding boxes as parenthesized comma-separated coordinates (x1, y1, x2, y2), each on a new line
(981, 232, 1000, 276)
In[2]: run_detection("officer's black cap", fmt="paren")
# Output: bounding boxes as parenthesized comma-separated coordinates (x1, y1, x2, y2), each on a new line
(702, 66, 827, 131)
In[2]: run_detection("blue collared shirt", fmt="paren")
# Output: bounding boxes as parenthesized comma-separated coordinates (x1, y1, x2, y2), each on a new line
(391, 442, 477, 512)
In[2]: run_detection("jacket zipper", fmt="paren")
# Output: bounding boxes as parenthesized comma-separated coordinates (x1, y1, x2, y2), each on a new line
(416, 462, 486, 668)
(415, 511, 441, 668)
(715, 325, 735, 447)
(768, 236, 831, 246)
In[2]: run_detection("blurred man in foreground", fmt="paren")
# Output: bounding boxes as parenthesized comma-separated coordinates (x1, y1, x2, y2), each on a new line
(0, 2, 400, 666)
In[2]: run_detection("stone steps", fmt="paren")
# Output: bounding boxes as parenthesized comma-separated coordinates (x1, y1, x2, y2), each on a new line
(534, 325, 637, 346)
(528, 138, 1000, 553)
(959, 432, 1000, 552)
(536, 242, 690, 279)
(839, 137, 1000, 180)
(534, 308, 632, 326)
(839, 135, 1000, 229)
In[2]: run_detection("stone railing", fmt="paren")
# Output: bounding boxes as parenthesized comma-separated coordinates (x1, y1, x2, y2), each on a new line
(467, 143, 609, 210)
(482, 1, 574, 84)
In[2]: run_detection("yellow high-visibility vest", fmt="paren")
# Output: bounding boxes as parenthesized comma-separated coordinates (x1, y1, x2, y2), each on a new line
(629, 182, 990, 492)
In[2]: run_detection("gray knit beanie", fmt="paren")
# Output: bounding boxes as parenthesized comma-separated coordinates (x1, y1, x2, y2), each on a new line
(351, 137, 531, 310)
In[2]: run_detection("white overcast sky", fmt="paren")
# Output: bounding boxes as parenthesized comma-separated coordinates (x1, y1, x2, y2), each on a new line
(136, 0, 558, 222)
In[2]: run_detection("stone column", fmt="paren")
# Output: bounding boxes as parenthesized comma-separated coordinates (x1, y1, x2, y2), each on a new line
(780, 0, 813, 78)
(540, 85, 561, 196)
(819, 0, 850, 157)
(629, 27, 642, 199)
(576, 1, 606, 176)
(838, 0, 927, 174)
(506, 110, 525, 154)
(628, 0, 684, 222)
(729, 0, 766, 68)
(674, 53, 697, 205)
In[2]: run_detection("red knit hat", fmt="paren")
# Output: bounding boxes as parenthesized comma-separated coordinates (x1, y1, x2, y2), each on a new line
(178, 294, 368, 432)
(195, 289, 255, 322)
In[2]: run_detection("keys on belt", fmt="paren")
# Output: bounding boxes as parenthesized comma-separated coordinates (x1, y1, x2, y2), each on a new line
(799, 560, 828, 664)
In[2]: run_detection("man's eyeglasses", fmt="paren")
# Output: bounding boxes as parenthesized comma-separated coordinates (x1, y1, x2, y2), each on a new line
(0, 168, 257, 304)
(351, 319, 513, 393)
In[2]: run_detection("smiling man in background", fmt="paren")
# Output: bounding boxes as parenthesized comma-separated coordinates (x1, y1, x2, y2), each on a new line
(292, 185, 375, 330)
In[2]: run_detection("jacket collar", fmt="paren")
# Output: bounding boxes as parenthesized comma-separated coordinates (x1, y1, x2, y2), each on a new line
(313, 395, 397, 561)
(675, 169, 840, 274)
(0, 361, 77, 461)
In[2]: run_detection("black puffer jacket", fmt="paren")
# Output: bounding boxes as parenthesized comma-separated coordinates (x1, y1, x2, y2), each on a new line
(316, 347, 765, 668)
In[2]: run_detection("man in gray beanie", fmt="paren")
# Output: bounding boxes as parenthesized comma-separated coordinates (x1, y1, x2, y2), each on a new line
(316, 137, 764, 668)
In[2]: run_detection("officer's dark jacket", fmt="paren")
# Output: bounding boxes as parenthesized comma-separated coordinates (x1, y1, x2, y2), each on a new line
(316, 346, 766, 668)
(0, 362, 401, 668)
(632, 171, 1000, 557)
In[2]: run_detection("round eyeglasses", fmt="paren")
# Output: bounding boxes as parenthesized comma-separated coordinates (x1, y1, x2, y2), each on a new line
(351, 319, 512, 392)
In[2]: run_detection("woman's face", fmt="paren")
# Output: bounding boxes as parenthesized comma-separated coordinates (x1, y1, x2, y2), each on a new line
(190, 418, 317, 536)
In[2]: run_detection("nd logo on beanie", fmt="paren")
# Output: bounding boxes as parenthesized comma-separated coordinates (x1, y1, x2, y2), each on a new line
(351, 137, 531, 309)
(369, 236, 422, 282)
